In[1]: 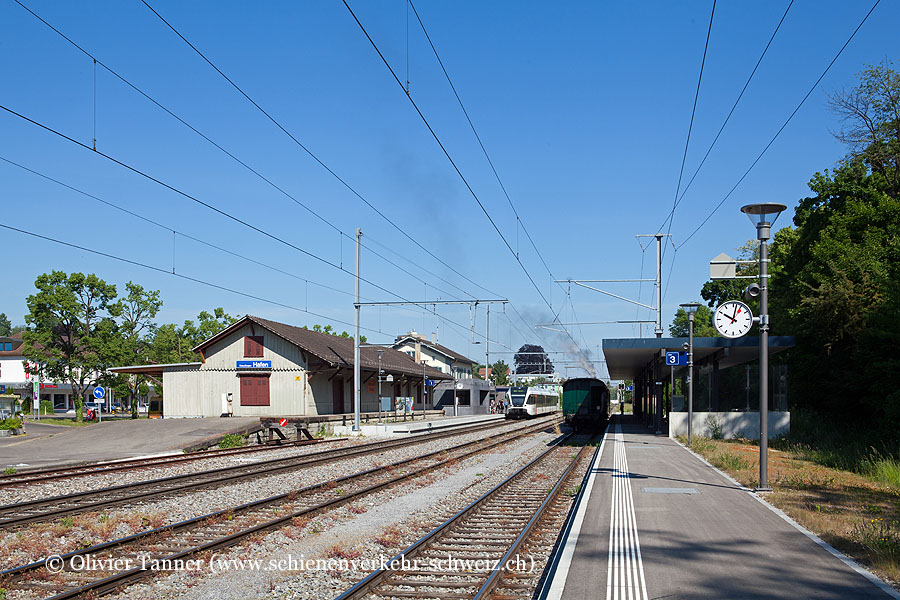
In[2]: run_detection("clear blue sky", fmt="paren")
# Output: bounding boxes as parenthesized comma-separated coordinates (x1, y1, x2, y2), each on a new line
(1, 1, 897, 378)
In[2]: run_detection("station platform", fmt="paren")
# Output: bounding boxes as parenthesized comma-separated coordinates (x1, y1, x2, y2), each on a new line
(542, 415, 897, 600)
(332, 413, 506, 437)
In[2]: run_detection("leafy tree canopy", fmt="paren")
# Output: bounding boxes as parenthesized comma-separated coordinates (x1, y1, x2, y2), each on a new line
(669, 304, 716, 338)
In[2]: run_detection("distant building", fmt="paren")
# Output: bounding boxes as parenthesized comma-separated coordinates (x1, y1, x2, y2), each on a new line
(0, 333, 91, 412)
(391, 331, 476, 380)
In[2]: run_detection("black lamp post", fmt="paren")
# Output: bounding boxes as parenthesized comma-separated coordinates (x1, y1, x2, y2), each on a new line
(740, 202, 786, 492)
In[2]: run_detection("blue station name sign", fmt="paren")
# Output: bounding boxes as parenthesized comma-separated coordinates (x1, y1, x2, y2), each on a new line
(236, 360, 272, 369)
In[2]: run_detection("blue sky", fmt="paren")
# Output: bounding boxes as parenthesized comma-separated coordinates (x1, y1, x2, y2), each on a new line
(1, 1, 897, 378)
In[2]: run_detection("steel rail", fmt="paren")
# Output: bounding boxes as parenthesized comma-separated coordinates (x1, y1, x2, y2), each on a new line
(0, 418, 562, 599)
(0, 415, 558, 529)
(334, 434, 589, 600)
(0, 437, 330, 487)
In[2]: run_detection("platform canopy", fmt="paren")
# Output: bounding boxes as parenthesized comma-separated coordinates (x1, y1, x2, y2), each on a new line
(602, 336, 794, 380)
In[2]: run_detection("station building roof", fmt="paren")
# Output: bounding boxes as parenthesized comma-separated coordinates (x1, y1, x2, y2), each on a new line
(602, 336, 795, 380)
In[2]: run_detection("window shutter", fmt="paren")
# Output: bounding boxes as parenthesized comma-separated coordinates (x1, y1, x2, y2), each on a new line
(244, 336, 264, 357)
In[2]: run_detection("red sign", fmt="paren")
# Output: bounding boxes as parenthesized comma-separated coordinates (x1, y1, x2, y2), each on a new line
(40, 384, 58, 389)
(279, 418, 287, 427)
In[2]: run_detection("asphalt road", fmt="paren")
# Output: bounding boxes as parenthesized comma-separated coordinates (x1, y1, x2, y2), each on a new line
(0, 417, 259, 469)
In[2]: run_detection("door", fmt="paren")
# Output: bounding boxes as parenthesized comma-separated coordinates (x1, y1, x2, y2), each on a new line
(240, 375, 270, 406)
(332, 378, 345, 414)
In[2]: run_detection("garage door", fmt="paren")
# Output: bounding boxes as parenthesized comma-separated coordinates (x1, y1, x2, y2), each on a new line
(240, 375, 270, 406)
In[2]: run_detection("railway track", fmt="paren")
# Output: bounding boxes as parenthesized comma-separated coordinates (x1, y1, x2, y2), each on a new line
(0, 415, 559, 529)
(0, 418, 563, 599)
(336, 435, 595, 600)
(0, 437, 329, 488)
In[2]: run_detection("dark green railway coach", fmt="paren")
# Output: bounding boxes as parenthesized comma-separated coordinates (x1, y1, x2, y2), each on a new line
(562, 378, 610, 431)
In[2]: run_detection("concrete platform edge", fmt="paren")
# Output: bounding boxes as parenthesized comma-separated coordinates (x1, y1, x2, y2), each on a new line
(538, 424, 610, 600)
(671, 437, 900, 599)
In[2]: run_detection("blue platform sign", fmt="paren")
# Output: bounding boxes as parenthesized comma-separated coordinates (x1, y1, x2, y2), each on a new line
(425, 379, 436, 386)
(93, 386, 105, 399)
(665, 352, 687, 366)
(626, 385, 633, 392)
(236, 360, 272, 369)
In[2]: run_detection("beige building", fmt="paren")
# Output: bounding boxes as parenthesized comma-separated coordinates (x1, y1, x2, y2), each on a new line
(391, 331, 476, 380)
(111, 316, 449, 418)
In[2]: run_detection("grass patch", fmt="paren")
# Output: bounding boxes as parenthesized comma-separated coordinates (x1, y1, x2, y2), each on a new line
(686, 433, 900, 586)
(26, 418, 96, 427)
(218, 434, 245, 449)
(3, 467, 16, 475)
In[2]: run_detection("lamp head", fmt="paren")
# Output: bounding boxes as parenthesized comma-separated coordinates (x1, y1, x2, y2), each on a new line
(679, 302, 701, 315)
(741, 203, 787, 240)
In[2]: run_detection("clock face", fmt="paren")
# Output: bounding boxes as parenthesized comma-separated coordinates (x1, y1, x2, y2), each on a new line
(714, 301, 754, 338)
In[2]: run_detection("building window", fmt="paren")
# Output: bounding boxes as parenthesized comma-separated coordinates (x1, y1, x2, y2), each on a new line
(240, 374, 270, 406)
(406, 350, 415, 358)
(3, 343, 11, 351)
(244, 336, 264, 357)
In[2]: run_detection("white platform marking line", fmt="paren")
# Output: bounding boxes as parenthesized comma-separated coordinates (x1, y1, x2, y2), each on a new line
(606, 423, 648, 600)
(622, 433, 649, 600)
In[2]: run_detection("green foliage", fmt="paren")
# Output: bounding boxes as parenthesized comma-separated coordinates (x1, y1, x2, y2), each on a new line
(0, 313, 10, 336)
(491, 360, 510, 385)
(669, 304, 716, 337)
(218, 434, 245, 449)
(514, 344, 552, 374)
(23, 272, 120, 423)
(302, 324, 365, 343)
(0, 417, 23, 430)
(2, 467, 15, 475)
(700, 239, 759, 313)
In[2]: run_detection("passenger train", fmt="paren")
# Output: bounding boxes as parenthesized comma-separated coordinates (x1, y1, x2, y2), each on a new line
(505, 385, 559, 419)
(562, 377, 610, 431)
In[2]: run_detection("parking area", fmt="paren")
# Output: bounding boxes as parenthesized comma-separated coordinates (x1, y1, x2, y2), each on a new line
(0, 417, 260, 470)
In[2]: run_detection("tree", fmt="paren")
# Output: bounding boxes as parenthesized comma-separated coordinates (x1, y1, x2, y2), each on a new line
(668, 304, 716, 338)
(514, 345, 553, 374)
(112, 283, 162, 418)
(0, 313, 11, 336)
(829, 60, 900, 198)
(700, 240, 759, 311)
(491, 360, 510, 385)
(23, 272, 120, 423)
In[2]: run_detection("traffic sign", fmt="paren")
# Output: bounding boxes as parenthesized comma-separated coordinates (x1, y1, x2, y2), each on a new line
(665, 352, 687, 366)
(93, 386, 105, 399)
(278, 418, 287, 427)
(626, 385, 633, 392)
(425, 379, 436, 386)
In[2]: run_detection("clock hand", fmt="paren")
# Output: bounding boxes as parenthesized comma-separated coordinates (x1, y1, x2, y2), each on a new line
(731, 306, 739, 323)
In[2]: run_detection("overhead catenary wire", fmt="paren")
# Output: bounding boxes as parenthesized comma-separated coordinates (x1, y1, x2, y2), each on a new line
(662, 0, 881, 303)
(12, 0, 475, 305)
(654, 0, 794, 235)
(341, 1, 584, 362)
(408, 0, 556, 281)
(661, 0, 716, 268)
(0, 155, 429, 319)
(340, 0, 555, 314)
(0, 103, 523, 352)
(138, 0, 501, 302)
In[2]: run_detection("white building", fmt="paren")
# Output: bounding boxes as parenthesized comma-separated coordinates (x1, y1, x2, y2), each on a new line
(111, 316, 451, 418)
(391, 332, 476, 380)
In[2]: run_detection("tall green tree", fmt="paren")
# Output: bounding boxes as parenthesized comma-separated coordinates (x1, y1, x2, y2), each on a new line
(112, 283, 162, 418)
(23, 272, 120, 422)
(0, 313, 11, 336)
(490, 359, 510, 385)
(669, 304, 716, 338)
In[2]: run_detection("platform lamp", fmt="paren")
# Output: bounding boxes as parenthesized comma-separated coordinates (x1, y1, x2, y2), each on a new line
(679, 302, 701, 445)
(740, 202, 786, 492)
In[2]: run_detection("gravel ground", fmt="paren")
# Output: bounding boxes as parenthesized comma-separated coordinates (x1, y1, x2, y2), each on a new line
(0, 439, 361, 505)
(0, 419, 556, 571)
(98, 429, 563, 600)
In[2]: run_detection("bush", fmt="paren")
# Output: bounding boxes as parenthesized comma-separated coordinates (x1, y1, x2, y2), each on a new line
(218, 434, 245, 449)
(0, 418, 22, 431)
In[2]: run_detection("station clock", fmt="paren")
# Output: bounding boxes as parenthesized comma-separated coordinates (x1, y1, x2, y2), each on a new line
(713, 300, 754, 338)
